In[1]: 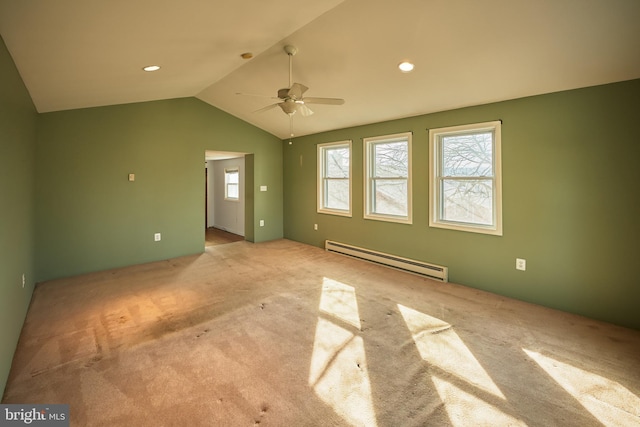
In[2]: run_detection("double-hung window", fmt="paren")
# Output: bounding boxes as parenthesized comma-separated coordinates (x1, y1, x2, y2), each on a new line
(429, 121, 502, 235)
(364, 132, 412, 224)
(317, 140, 352, 216)
(224, 168, 239, 200)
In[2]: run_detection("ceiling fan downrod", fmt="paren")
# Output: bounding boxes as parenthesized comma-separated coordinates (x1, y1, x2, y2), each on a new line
(284, 45, 298, 88)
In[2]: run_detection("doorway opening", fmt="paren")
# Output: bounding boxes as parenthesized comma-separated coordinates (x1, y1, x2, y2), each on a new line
(205, 150, 249, 247)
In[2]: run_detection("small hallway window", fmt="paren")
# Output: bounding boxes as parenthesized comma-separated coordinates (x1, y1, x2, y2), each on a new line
(225, 168, 239, 200)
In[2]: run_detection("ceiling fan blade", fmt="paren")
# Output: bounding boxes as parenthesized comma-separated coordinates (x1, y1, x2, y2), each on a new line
(253, 103, 280, 113)
(302, 97, 345, 105)
(298, 103, 314, 117)
(288, 83, 309, 100)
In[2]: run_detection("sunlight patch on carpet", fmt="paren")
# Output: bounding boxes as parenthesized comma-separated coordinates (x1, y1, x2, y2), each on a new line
(398, 304, 505, 399)
(319, 277, 361, 329)
(308, 278, 377, 427)
(524, 349, 640, 426)
(432, 375, 527, 426)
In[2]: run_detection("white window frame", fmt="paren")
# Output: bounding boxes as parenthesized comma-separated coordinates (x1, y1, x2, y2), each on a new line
(363, 132, 412, 224)
(224, 168, 239, 201)
(429, 121, 502, 235)
(317, 140, 352, 217)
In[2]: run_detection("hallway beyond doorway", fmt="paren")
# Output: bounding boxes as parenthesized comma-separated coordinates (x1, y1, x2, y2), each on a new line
(205, 227, 244, 247)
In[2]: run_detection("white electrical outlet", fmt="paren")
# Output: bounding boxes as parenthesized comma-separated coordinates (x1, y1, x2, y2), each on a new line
(154, 233, 161, 241)
(259, 220, 265, 227)
(516, 258, 526, 271)
(21, 273, 25, 288)
(314, 224, 318, 230)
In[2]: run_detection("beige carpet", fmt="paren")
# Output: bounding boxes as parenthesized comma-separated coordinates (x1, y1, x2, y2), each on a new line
(3, 239, 640, 426)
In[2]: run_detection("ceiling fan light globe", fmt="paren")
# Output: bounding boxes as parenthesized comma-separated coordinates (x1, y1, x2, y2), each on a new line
(279, 100, 298, 115)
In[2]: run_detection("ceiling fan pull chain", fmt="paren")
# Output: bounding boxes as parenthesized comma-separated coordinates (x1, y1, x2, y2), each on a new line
(290, 114, 294, 137)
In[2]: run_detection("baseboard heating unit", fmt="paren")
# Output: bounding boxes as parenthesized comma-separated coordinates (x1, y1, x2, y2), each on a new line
(325, 240, 448, 282)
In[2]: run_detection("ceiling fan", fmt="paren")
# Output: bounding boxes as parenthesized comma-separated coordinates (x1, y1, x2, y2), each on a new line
(239, 45, 345, 136)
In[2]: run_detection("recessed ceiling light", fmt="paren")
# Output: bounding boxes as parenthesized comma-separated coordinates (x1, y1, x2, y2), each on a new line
(142, 65, 161, 72)
(398, 61, 415, 73)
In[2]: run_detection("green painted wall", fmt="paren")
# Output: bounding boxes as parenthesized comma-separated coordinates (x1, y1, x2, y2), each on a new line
(0, 36, 37, 394)
(283, 79, 640, 330)
(36, 98, 283, 281)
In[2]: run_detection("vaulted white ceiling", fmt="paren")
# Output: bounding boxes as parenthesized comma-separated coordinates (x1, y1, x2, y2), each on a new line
(1, 0, 639, 139)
